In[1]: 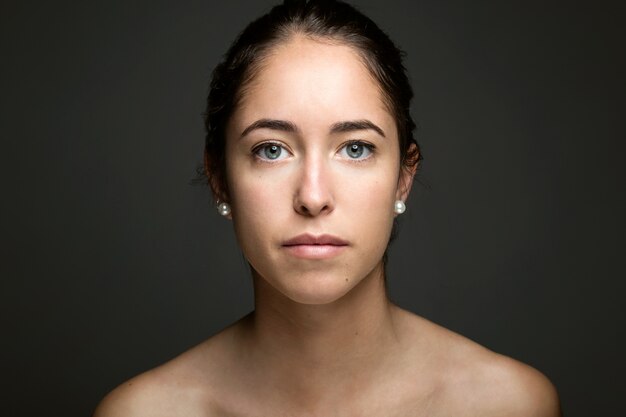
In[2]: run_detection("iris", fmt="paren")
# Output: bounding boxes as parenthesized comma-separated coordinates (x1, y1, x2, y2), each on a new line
(346, 143, 364, 159)
(264, 144, 282, 160)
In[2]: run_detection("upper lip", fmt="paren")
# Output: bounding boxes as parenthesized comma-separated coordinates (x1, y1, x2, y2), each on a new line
(282, 233, 349, 246)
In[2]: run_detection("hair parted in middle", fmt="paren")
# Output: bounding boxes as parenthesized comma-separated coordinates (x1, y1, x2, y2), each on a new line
(202, 0, 421, 202)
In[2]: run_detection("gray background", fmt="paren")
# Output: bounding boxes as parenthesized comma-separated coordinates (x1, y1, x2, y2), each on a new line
(1, 0, 624, 416)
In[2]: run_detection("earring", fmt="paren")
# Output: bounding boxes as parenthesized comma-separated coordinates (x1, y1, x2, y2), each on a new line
(394, 200, 406, 214)
(216, 201, 231, 217)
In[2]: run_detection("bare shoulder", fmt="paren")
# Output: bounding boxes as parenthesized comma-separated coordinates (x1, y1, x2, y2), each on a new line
(93, 356, 218, 417)
(396, 309, 561, 416)
(445, 346, 562, 417)
(483, 354, 561, 416)
(93, 321, 245, 417)
(93, 367, 197, 417)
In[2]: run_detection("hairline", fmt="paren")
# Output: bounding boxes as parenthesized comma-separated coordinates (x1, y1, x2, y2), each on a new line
(232, 31, 398, 125)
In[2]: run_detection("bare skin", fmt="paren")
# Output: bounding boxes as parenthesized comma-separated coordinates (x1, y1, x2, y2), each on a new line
(94, 36, 560, 416)
(94, 285, 560, 416)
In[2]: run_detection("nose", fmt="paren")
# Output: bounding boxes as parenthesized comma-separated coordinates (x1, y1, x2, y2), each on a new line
(293, 155, 334, 217)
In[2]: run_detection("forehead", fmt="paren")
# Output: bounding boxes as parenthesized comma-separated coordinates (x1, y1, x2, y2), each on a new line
(230, 36, 395, 136)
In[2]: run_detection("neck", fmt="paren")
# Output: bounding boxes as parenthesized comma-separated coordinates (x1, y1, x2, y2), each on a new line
(237, 262, 402, 405)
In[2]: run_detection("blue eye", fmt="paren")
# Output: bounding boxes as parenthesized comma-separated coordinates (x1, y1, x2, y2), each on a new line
(254, 142, 288, 161)
(340, 141, 373, 160)
(264, 144, 282, 159)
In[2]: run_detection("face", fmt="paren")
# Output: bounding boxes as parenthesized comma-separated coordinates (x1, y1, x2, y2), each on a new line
(224, 36, 413, 305)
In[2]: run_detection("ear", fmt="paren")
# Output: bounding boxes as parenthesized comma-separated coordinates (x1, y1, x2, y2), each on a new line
(395, 143, 419, 202)
(204, 149, 232, 219)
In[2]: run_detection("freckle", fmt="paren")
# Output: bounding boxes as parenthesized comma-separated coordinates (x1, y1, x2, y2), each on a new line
(355, 331, 359, 336)
(345, 278, 348, 282)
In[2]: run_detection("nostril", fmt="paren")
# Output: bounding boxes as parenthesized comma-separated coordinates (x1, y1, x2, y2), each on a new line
(295, 200, 331, 217)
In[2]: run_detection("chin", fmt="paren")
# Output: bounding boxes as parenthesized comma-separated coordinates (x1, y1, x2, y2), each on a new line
(268, 271, 359, 306)
(287, 286, 352, 305)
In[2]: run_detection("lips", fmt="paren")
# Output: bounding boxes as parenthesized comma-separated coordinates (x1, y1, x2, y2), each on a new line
(283, 234, 349, 246)
(282, 234, 349, 259)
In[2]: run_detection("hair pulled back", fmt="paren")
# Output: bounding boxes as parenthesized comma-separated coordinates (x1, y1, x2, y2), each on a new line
(203, 0, 420, 200)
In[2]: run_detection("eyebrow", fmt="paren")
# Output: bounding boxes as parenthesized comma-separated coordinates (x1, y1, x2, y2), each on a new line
(240, 119, 299, 138)
(329, 119, 386, 138)
(240, 118, 386, 138)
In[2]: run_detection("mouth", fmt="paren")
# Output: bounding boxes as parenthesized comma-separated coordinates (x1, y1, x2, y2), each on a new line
(282, 233, 349, 259)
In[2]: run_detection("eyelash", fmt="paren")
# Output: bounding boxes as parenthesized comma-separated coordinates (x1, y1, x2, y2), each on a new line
(251, 140, 289, 162)
(251, 140, 376, 162)
(340, 140, 376, 162)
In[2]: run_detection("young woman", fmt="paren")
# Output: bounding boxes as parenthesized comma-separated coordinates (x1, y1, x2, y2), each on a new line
(95, 1, 561, 415)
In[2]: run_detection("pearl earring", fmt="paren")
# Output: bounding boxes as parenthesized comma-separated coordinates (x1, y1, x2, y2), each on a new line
(394, 200, 406, 214)
(217, 201, 231, 217)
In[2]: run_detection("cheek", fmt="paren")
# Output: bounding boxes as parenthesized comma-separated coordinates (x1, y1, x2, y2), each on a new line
(226, 164, 293, 250)
(337, 167, 398, 212)
(335, 169, 399, 250)
(229, 163, 293, 214)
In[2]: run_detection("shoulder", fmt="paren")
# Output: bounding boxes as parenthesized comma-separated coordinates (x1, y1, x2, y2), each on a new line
(93, 361, 219, 417)
(93, 323, 245, 417)
(93, 369, 174, 417)
(438, 348, 561, 417)
(453, 352, 562, 417)
(438, 331, 561, 416)
(396, 310, 561, 416)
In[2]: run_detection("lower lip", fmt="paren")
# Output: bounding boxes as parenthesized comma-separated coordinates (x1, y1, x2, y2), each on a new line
(283, 244, 347, 259)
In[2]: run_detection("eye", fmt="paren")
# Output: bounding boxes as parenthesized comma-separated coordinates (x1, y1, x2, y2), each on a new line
(339, 141, 374, 160)
(253, 142, 289, 161)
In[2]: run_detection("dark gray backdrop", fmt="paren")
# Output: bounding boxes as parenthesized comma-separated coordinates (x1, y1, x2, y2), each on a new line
(1, 1, 624, 416)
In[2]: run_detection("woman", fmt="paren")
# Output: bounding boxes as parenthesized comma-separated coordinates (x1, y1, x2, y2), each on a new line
(96, 1, 561, 415)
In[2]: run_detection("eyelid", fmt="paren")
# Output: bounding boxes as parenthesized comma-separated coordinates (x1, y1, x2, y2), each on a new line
(251, 140, 292, 162)
(251, 139, 283, 151)
(337, 140, 376, 161)
(343, 139, 375, 148)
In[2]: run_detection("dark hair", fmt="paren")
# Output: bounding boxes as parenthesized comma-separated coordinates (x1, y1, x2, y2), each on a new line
(202, 0, 420, 200)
